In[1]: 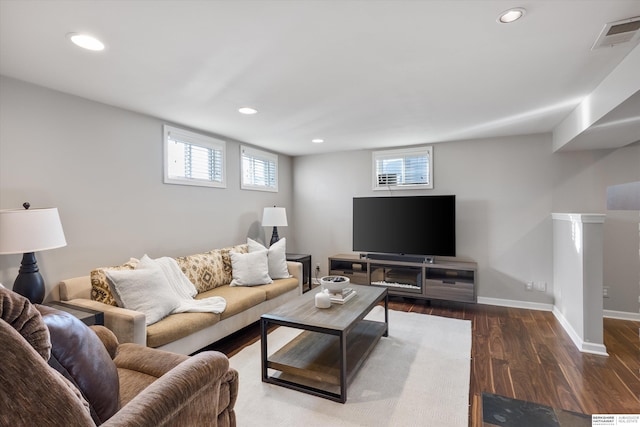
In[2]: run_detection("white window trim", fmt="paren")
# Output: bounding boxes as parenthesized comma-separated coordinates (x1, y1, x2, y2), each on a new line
(372, 146, 433, 190)
(163, 125, 226, 188)
(241, 145, 279, 192)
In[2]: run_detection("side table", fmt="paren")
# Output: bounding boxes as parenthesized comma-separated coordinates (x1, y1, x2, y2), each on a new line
(43, 301, 104, 326)
(286, 253, 312, 292)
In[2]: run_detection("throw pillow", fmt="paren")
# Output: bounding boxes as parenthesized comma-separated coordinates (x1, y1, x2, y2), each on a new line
(174, 250, 226, 293)
(248, 237, 291, 279)
(229, 250, 273, 286)
(105, 255, 178, 325)
(220, 244, 248, 284)
(90, 258, 139, 306)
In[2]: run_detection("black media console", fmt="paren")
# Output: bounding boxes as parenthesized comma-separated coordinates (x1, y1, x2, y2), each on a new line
(329, 253, 477, 303)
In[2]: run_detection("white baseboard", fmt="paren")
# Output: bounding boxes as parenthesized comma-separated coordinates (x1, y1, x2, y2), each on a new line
(603, 309, 640, 321)
(477, 296, 554, 312)
(478, 296, 617, 356)
(477, 297, 640, 322)
(551, 307, 609, 356)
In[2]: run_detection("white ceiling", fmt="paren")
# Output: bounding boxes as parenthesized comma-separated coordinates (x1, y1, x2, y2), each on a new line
(1, 0, 639, 156)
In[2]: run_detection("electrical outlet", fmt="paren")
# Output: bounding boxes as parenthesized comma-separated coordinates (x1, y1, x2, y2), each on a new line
(603, 286, 610, 298)
(525, 281, 533, 291)
(534, 281, 546, 292)
(315, 263, 320, 272)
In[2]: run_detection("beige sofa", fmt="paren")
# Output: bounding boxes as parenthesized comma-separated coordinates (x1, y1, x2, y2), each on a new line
(55, 244, 302, 355)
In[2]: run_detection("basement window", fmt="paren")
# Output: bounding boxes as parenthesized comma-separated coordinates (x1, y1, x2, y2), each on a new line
(373, 146, 433, 190)
(241, 145, 278, 192)
(164, 125, 226, 188)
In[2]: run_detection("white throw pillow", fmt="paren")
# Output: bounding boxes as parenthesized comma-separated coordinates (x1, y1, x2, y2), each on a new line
(230, 250, 273, 286)
(105, 255, 179, 325)
(247, 237, 291, 279)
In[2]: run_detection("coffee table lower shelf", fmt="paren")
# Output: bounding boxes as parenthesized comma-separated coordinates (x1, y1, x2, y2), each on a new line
(264, 319, 387, 402)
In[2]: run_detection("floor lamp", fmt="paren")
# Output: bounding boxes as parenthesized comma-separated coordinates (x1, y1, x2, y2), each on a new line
(0, 203, 67, 304)
(262, 206, 288, 246)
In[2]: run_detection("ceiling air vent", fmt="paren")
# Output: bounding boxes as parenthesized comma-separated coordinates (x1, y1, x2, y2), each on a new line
(592, 16, 640, 50)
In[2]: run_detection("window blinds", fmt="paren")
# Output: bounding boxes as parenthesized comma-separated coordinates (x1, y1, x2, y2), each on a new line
(373, 146, 432, 190)
(241, 146, 278, 192)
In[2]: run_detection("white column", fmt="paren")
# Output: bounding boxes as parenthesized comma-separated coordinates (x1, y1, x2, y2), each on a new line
(552, 213, 607, 356)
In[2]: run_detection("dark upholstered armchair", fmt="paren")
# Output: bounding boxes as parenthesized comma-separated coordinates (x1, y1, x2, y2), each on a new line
(0, 287, 238, 426)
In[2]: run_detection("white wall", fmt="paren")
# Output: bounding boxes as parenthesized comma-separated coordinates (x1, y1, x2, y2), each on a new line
(0, 76, 294, 299)
(293, 136, 640, 312)
(552, 214, 607, 355)
(2, 75, 638, 312)
(552, 146, 640, 313)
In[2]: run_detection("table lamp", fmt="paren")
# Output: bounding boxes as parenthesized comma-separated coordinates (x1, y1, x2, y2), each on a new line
(0, 202, 67, 303)
(262, 206, 287, 246)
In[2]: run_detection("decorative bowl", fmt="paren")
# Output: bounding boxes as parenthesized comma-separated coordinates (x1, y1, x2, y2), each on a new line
(320, 276, 350, 293)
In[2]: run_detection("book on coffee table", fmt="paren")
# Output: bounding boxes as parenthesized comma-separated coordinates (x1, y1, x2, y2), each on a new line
(329, 289, 356, 304)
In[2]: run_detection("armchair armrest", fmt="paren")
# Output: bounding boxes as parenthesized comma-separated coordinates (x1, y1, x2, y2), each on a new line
(104, 351, 237, 427)
(63, 299, 146, 346)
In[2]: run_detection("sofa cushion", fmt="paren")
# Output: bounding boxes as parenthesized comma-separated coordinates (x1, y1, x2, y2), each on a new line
(201, 285, 267, 320)
(258, 277, 300, 300)
(146, 311, 221, 348)
(248, 238, 291, 279)
(175, 245, 248, 293)
(38, 305, 120, 425)
(229, 250, 273, 286)
(91, 258, 139, 306)
(105, 255, 180, 326)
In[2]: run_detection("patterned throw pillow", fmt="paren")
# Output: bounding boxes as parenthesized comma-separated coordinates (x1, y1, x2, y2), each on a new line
(175, 251, 223, 293)
(90, 259, 139, 306)
(175, 244, 248, 293)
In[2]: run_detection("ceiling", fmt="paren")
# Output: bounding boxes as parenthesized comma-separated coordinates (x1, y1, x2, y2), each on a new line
(1, 0, 639, 156)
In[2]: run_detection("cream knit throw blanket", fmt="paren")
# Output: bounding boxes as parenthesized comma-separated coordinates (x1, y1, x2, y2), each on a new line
(154, 256, 227, 314)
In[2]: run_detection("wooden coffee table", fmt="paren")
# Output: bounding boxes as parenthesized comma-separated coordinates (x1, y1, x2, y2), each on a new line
(260, 284, 388, 403)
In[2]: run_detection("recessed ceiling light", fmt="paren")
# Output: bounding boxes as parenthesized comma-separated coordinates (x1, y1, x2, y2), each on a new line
(312, 139, 324, 144)
(497, 8, 526, 24)
(238, 107, 258, 115)
(67, 33, 105, 51)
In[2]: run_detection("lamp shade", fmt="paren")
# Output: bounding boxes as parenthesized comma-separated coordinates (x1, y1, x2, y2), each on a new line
(262, 207, 288, 227)
(0, 207, 67, 254)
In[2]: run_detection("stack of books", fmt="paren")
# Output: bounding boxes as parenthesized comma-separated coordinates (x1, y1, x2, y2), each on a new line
(329, 287, 356, 304)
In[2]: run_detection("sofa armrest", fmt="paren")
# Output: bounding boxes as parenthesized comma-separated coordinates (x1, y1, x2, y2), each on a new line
(286, 261, 303, 293)
(62, 299, 147, 346)
(58, 276, 92, 300)
(104, 352, 237, 427)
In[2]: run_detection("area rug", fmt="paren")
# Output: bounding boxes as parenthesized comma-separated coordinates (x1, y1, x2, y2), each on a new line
(229, 306, 472, 427)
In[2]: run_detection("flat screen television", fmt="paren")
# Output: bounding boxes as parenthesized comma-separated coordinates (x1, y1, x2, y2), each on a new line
(352, 195, 456, 258)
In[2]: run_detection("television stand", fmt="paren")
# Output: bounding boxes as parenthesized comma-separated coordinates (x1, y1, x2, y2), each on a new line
(362, 253, 435, 264)
(329, 253, 476, 303)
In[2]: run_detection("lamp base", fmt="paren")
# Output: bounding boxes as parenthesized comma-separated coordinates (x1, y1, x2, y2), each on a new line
(270, 227, 280, 247)
(13, 252, 45, 304)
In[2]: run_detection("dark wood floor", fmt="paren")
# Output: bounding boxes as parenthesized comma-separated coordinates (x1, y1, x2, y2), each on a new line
(209, 297, 640, 426)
